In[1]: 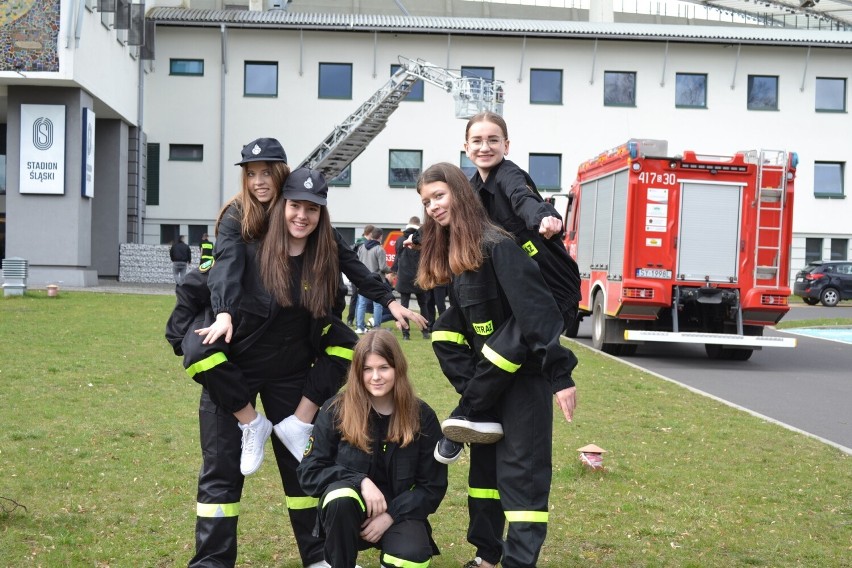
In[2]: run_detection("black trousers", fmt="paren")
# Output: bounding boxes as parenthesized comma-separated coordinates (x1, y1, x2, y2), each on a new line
(397, 291, 430, 336)
(466, 376, 553, 568)
(189, 361, 323, 567)
(318, 481, 434, 568)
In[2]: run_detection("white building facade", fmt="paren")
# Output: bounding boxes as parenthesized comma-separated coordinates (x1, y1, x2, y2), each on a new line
(1, 0, 851, 284)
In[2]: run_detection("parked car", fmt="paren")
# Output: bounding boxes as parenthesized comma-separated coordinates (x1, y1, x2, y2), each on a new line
(793, 260, 852, 307)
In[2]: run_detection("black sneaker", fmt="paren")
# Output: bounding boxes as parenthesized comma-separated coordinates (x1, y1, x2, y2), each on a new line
(434, 437, 463, 464)
(441, 417, 503, 444)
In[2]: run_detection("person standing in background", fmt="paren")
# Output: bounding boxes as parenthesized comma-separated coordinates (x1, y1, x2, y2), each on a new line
(347, 225, 375, 327)
(355, 227, 389, 334)
(199, 233, 214, 265)
(170, 235, 192, 286)
(392, 216, 431, 340)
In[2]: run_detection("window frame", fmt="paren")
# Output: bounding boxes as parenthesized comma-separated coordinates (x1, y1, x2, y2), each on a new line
(328, 165, 352, 187)
(805, 237, 823, 264)
(530, 68, 563, 105)
(169, 144, 203, 162)
(675, 72, 708, 109)
(830, 239, 849, 261)
(244, 61, 278, 97)
(528, 153, 562, 191)
(160, 224, 180, 246)
(169, 59, 204, 76)
(461, 66, 495, 81)
(391, 64, 424, 102)
(603, 71, 637, 107)
(747, 75, 779, 111)
(319, 62, 353, 100)
(813, 161, 845, 198)
(388, 149, 422, 188)
(146, 142, 160, 205)
(815, 77, 846, 112)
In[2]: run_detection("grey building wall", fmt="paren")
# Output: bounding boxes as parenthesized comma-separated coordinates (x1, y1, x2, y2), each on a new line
(6, 86, 98, 286)
(92, 119, 129, 279)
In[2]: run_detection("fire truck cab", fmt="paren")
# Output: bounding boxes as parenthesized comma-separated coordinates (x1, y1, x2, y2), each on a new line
(562, 139, 798, 360)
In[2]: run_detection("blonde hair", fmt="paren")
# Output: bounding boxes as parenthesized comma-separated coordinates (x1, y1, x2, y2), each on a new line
(215, 161, 291, 242)
(334, 329, 420, 452)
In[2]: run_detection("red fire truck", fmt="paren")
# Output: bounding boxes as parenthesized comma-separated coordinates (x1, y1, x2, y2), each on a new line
(561, 139, 798, 360)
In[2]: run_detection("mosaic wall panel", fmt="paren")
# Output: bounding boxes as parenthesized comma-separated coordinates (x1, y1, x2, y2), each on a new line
(0, 0, 60, 72)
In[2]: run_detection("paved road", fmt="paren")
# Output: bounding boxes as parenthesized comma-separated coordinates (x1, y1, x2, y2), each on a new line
(570, 305, 852, 454)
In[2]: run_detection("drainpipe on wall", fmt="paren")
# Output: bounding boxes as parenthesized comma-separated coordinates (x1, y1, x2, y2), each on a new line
(220, 24, 228, 209)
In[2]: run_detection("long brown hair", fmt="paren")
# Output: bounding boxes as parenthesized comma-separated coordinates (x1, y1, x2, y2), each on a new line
(465, 111, 509, 141)
(257, 199, 340, 317)
(214, 161, 291, 242)
(415, 162, 507, 290)
(334, 329, 420, 452)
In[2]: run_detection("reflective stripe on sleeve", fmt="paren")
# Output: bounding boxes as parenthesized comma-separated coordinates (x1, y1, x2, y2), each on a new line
(325, 345, 354, 360)
(521, 240, 539, 257)
(431, 330, 468, 345)
(505, 510, 548, 523)
(481, 344, 521, 373)
(468, 487, 500, 500)
(321, 487, 365, 512)
(196, 502, 239, 518)
(185, 352, 228, 379)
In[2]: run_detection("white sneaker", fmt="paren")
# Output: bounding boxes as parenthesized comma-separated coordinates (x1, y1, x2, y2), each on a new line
(355, 327, 367, 334)
(274, 415, 314, 462)
(304, 561, 331, 568)
(239, 413, 273, 476)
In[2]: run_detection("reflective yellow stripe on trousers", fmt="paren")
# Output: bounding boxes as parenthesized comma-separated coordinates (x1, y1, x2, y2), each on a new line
(504, 510, 548, 523)
(286, 496, 319, 510)
(321, 487, 365, 512)
(468, 487, 500, 500)
(382, 552, 431, 568)
(185, 352, 228, 379)
(196, 502, 240, 517)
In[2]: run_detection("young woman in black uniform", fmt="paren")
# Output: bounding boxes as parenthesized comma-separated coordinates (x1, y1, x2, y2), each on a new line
(297, 329, 447, 568)
(416, 162, 579, 568)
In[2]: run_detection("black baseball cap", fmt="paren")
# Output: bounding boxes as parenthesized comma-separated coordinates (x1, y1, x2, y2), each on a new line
(234, 137, 288, 165)
(281, 167, 328, 206)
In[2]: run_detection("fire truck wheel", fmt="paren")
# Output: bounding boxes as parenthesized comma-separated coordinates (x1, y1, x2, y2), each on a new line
(591, 294, 606, 351)
(728, 348, 754, 361)
(819, 287, 840, 307)
(802, 298, 819, 306)
(704, 344, 727, 360)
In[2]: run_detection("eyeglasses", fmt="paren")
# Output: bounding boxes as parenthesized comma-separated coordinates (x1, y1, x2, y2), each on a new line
(466, 137, 505, 149)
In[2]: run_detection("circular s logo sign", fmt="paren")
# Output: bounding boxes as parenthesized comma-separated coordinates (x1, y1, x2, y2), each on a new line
(33, 117, 53, 150)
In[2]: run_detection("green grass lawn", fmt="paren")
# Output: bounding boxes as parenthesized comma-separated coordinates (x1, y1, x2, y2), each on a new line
(1, 291, 849, 567)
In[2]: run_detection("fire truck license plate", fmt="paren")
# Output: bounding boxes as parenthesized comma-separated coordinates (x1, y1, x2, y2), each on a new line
(636, 268, 672, 279)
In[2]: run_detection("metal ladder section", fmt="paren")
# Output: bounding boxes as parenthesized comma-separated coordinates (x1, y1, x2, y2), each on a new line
(299, 57, 504, 180)
(747, 149, 789, 288)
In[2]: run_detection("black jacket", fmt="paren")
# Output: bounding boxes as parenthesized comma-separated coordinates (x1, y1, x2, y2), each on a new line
(165, 268, 359, 406)
(170, 241, 191, 263)
(208, 203, 396, 317)
(470, 159, 581, 309)
(297, 396, 447, 532)
(391, 225, 424, 295)
(443, 227, 577, 394)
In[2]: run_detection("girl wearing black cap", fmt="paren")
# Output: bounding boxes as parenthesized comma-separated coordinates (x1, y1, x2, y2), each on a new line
(179, 161, 426, 567)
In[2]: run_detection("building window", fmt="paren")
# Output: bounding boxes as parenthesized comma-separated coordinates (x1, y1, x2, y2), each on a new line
(831, 238, 849, 261)
(460, 152, 476, 179)
(814, 162, 844, 198)
(391, 64, 424, 102)
(604, 71, 636, 107)
(161, 224, 180, 246)
(329, 165, 351, 187)
(530, 69, 562, 105)
(147, 143, 160, 205)
(170, 59, 204, 76)
(529, 154, 561, 191)
(461, 67, 494, 81)
(805, 238, 823, 264)
(319, 63, 353, 99)
(747, 75, 779, 110)
(815, 77, 846, 112)
(388, 150, 422, 187)
(675, 73, 707, 108)
(169, 144, 203, 162)
(245, 62, 278, 97)
(188, 225, 207, 246)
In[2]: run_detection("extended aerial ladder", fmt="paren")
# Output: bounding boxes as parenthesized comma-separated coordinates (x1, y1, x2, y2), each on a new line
(298, 56, 505, 180)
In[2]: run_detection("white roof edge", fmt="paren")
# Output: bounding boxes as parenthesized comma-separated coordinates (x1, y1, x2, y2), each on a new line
(145, 8, 852, 47)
